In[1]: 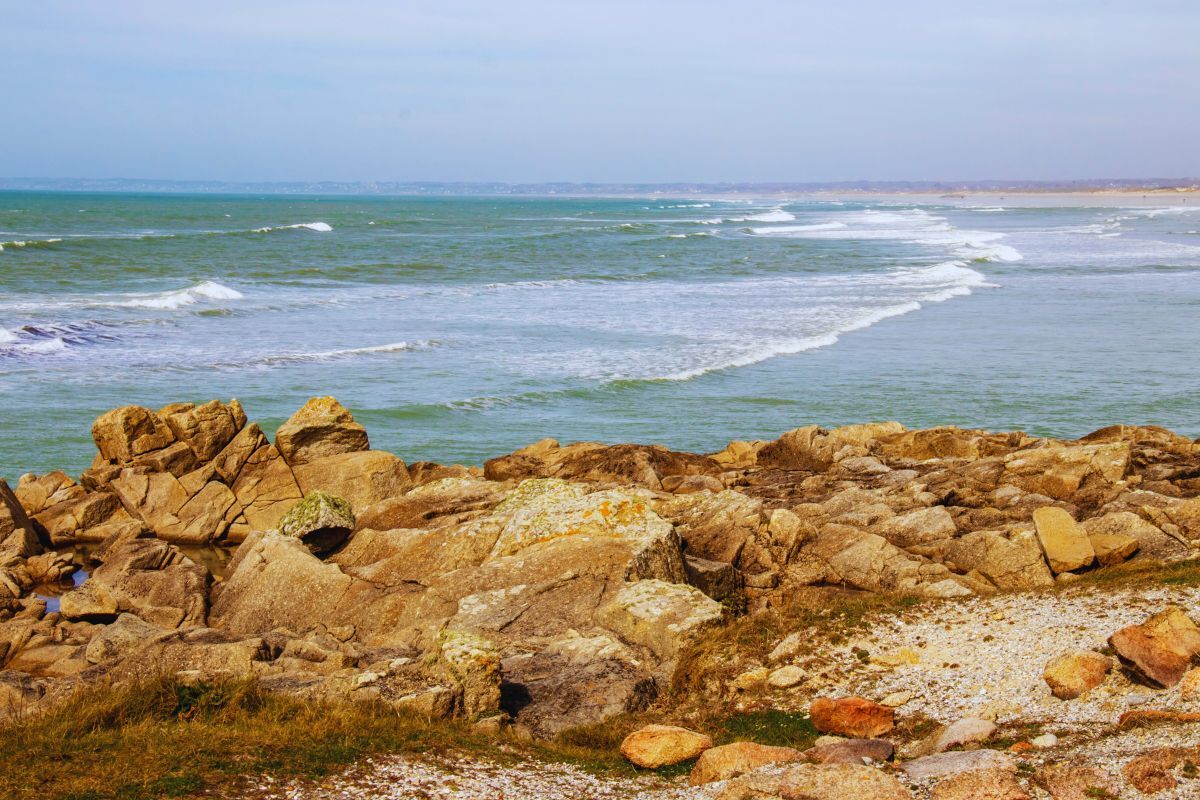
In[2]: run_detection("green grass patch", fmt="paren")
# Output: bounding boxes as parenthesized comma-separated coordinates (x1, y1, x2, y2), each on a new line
(717, 709, 819, 749)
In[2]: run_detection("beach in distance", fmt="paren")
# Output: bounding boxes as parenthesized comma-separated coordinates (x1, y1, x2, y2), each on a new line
(2, 189, 1199, 476)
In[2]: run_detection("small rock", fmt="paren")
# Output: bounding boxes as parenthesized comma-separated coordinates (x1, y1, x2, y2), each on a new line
(620, 724, 713, 768)
(1087, 532, 1139, 566)
(1123, 746, 1200, 794)
(934, 718, 996, 752)
(872, 647, 920, 667)
(767, 665, 806, 688)
(715, 763, 912, 800)
(277, 491, 355, 555)
(769, 632, 805, 664)
(1179, 667, 1200, 700)
(1031, 733, 1058, 749)
(881, 690, 913, 707)
(810, 696, 894, 738)
(1042, 650, 1112, 700)
(730, 668, 769, 692)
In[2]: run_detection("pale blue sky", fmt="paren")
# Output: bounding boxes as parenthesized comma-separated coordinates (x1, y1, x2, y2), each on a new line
(3, 1, 1198, 182)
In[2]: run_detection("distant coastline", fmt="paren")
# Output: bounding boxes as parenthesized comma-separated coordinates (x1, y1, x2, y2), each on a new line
(1, 176, 1197, 198)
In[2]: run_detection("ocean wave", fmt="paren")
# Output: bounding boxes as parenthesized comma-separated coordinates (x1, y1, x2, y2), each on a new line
(213, 340, 433, 369)
(742, 209, 796, 223)
(749, 208, 1023, 262)
(102, 280, 245, 310)
(0, 319, 129, 357)
(0, 237, 63, 252)
(251, 221, 333, 233)
(1127, 207, 1199, 218)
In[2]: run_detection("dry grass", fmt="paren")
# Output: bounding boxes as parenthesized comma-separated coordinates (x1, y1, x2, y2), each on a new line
(0, 676, 493, 800)
(669, 586, 924, 698)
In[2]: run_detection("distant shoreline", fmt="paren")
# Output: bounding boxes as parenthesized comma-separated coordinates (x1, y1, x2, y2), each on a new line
(1, 178, 1197, 203)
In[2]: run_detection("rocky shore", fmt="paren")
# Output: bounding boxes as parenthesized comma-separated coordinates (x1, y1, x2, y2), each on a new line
(3, 397, 1200, 798)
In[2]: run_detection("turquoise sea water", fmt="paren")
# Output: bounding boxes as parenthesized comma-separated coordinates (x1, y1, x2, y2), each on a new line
(1, 192, 1198, 477)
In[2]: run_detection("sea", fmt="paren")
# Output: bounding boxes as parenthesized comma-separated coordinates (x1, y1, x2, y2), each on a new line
(2, 192, 1198, 477)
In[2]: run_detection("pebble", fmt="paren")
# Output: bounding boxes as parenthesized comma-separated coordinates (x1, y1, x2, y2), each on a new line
(1031, 733, 1059, 749)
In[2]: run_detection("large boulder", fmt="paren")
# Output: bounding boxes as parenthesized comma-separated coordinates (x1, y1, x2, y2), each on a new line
(484, 441, 719, 490)
(874, 506, 957, 549)
(158, 400, 245, 462)
(355, 477, 508, 531)
(60, 539, 209, 628)
(292, 451, 411, 513)
(274, 397, 369, 466)
(489, 484, 685, 583)
(1043, 650, 1112, 700)
(227, 442, 303, 536)
(802, 525, 971, 598)
(1002, 442, 1128, 502)
(714, 762, 912, 800)
(943, 530, 1053, 590)
(810, 696, 894, 738)
(1108, 606, 1200, 688)
(621, 724, 713, 768)
(596, 579, 722, 662)
(690, 741, 805, 785)
(91, 405, 176, 464)
(1032, 507, 1095, 574)
(210, 530, 355, 636)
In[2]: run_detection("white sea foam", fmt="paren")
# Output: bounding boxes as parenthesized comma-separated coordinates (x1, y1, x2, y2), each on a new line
(0, 237, 63, 252)
(742, 209, 796, 223)
(252, 221, 333, 233)
(1127, 207, 1198, 218)
(106, 281, 245, 310)
(219, 340, 431, 368)
(0, 328, 18, 344)
(750, 208, 1023, 262)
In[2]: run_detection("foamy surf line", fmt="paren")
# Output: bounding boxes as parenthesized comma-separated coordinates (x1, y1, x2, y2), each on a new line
(608, 262, 992, 384)
(0, 238, 63, 252)
(209, 340, 436, 369)
(749, 208, 1024, 263)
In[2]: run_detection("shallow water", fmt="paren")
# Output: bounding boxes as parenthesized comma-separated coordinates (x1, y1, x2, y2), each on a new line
(1, 192, 1198, 476)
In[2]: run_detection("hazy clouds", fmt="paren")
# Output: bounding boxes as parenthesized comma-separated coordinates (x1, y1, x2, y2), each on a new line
(3, 0, 1198, 182)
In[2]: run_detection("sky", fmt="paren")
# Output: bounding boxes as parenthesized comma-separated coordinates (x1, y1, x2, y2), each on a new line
(3, 1, 1198, 183)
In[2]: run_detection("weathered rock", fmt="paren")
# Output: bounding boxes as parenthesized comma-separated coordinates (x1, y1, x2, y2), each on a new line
(934, 718, 996, 752)
(292, 451, 411, 513)
(620, 724, 713, 768)
(930, 767, 1029, 800)
(804, 738, 894, 765)
(159, 400, 243, 462)
(875, 506, 957, 549)
(683, 554, 742, 602)
(437, 629, 501, 718)
(901, 750, 1016, 780)
(84, 612, 163, 664)
(1086, 532, 1139, 566)
(491, 486, 685, 584)
(278, 492, 355, 555)
(1033, 507, 1095, 574)
(804, 526, 971, 598)
(111, 627, 269, 682)
(596, 579, 722, 662)
(1003, 442, 1129, 502)
(485, 441, 719, 491)
(1043, 650, 1112, 700)
(1082, 512, 1176, 559)
(767, 664, 806, 689)
(1034, 761, 1120, 800)
(714, 762, 912, 800)
(91, 405, 175, 463)
(228, 443, 303, 534)
(59, 539, 208, 628)
(499, 646, 656, 738)
(690, 741, 805, 785)
(810, 696, 894, 738)
(943, 530, 1053, 590)
(356, 477, 508, 531)
(211, 530, 354, 635)
(274, 396, 369, 466)
(1108, 606, 1200, 688)
(1122, 746, 1200, 794)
